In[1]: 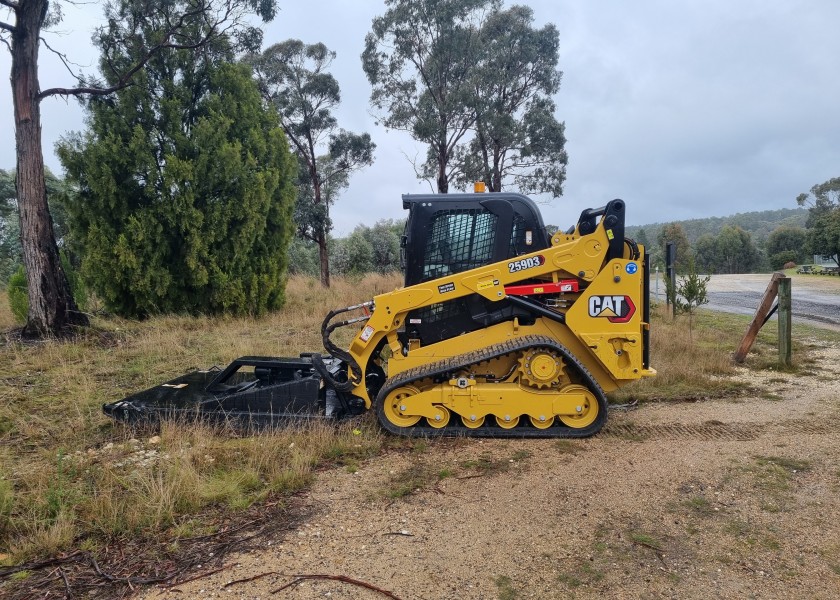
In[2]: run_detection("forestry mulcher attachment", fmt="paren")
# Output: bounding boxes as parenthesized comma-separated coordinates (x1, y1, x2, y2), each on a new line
(104, 190, 655, 437)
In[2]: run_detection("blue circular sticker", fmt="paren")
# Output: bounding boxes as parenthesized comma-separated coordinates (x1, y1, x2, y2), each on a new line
(625, 262, 638, 275)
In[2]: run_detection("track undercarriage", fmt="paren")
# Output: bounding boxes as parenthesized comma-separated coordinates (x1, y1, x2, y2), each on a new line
(374, 335, 608, 438)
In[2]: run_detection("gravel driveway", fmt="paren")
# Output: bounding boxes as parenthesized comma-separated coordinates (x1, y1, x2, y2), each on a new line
(138, 341, 840, 600)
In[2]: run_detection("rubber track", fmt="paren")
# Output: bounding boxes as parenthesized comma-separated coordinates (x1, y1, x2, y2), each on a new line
(375, 335, 608, 438)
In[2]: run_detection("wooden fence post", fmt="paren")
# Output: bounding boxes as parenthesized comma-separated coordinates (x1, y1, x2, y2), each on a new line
(778, 277, 792, 366)
(733, 272, 784, 363)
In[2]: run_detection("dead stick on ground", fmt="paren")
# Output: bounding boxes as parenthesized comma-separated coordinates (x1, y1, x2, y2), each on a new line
(271, 574, 404, 599)
(162, 564, 231, 587)
(58, 567, 73, 599)
(223, 571, 283, 588)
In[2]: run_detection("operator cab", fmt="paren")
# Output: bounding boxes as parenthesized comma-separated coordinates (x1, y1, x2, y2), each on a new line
(400, 192, 551, 345)
(401, 192, 550, 287)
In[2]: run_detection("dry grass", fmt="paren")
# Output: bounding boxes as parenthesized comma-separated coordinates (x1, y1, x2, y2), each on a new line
(0, 274, 797, 565)
(0, 273, 398, 562)
(610, 304, 790, 402)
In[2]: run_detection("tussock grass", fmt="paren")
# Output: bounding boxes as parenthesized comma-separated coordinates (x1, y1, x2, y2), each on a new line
(0, 273, 396, 562)
(610, 305, 783, 402)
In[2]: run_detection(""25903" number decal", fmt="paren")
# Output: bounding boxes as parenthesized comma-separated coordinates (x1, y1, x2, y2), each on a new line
(508, 255, 545, 273)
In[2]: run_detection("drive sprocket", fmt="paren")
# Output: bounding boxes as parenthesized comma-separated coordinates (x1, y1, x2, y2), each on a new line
(517, 348, 567, 389)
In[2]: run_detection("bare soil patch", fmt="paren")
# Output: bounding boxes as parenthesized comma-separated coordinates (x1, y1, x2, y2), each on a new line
(137, 340, 840, 599)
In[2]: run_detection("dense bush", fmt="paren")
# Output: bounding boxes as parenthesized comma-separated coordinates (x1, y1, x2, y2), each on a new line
(7, 265, 27, 323)
(58, 61, 296, 318)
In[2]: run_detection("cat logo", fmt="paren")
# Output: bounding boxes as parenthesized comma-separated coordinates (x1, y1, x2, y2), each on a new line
(588, 295, 636, 323)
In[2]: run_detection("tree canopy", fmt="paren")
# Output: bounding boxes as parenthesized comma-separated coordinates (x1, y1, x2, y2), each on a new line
(58, 23, 295, 317)
(657, 223, 692, 272)
(252, 40, 375, 287)
(363, 0, 566, 196)
(797, 177, 840, 267)
(456, 5, 566, 196)
(693, 225, 762, 274)
(765, 225, 807, 268)
(363, 0, 495, 193)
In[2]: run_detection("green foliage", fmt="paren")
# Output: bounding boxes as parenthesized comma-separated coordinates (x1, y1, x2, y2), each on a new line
(770, 250, 799, 270)
(331, 220, 404, 276)
(657, 223, 693, 272)
(766, 225, 807, 265)
(364, 0, 500, 193)
(455, 5, 566, 196)
(0, 169, 77, 284)
(715, 225, 762, 273)
(7, 265, 27, 323)
(252, 40, 375, 287)
(6, 253, 88, 324)
(634, 228, 651, 249)
(287, 238, 321, 277)
(797, 177, 840, 267)
(332, 230, 374, 276)
(693, 225, 762, 274)
(675, 262, 710, 336)
(364, 0, 564, 196)
(363, 219, 403, 273)
(58, 29, 296, 317)
(626, 208, 808, 249)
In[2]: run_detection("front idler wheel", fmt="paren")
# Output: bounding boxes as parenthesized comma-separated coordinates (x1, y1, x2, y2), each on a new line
(381, 386, 422, 428)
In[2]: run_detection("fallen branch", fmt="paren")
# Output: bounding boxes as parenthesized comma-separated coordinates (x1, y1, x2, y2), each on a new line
(223, 571, 283, 588)
(271, 574, 404, 599)
(162, 564, 231, 588)
(58, 567, 72, 599)
(631, 539, 664, 553)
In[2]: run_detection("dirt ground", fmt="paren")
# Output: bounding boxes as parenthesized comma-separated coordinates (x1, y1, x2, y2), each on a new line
(135, 334, 840, 600)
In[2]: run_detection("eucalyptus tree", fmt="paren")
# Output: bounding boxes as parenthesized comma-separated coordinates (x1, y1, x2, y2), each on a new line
(458, 4, 567, 196)
(363, 0, 498, 193)
(252, 40, 375, 287)
(797, 177, 840, 267)
(363, 1, 567, 196)
(0, 0, 277, 335)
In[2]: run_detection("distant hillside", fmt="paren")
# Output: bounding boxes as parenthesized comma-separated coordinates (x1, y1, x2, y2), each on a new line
(626, 207, 808, 246)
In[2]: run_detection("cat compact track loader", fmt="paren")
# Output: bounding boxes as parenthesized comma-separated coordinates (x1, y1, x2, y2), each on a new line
(104, 189, 655, 438)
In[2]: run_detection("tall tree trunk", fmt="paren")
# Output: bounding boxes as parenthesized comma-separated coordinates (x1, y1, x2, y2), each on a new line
(11, 0, 88, 336)
(317, 229, 330, 288)
(437, 143, 448, 193)
(311, 170, 330, 288)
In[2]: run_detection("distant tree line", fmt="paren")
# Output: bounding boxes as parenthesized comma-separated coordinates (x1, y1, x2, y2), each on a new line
(652, 183, 840, 274)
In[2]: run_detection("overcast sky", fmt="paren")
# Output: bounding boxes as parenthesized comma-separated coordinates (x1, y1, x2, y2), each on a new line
(2, 0, 839, 233)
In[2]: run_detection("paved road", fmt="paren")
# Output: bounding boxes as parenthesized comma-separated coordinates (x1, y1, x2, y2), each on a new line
(652, 273, 840, 331)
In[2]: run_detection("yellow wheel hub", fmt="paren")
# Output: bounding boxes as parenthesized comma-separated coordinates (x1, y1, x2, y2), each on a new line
(557, 384, 599, 429)
(426, 405, 450, 429)
(495, 414, 520, 429)
(529, 414, 555, 429)
(461, 414, 485, 428)
(519, 349, 566, 389)
(382, 386, 422, 427)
